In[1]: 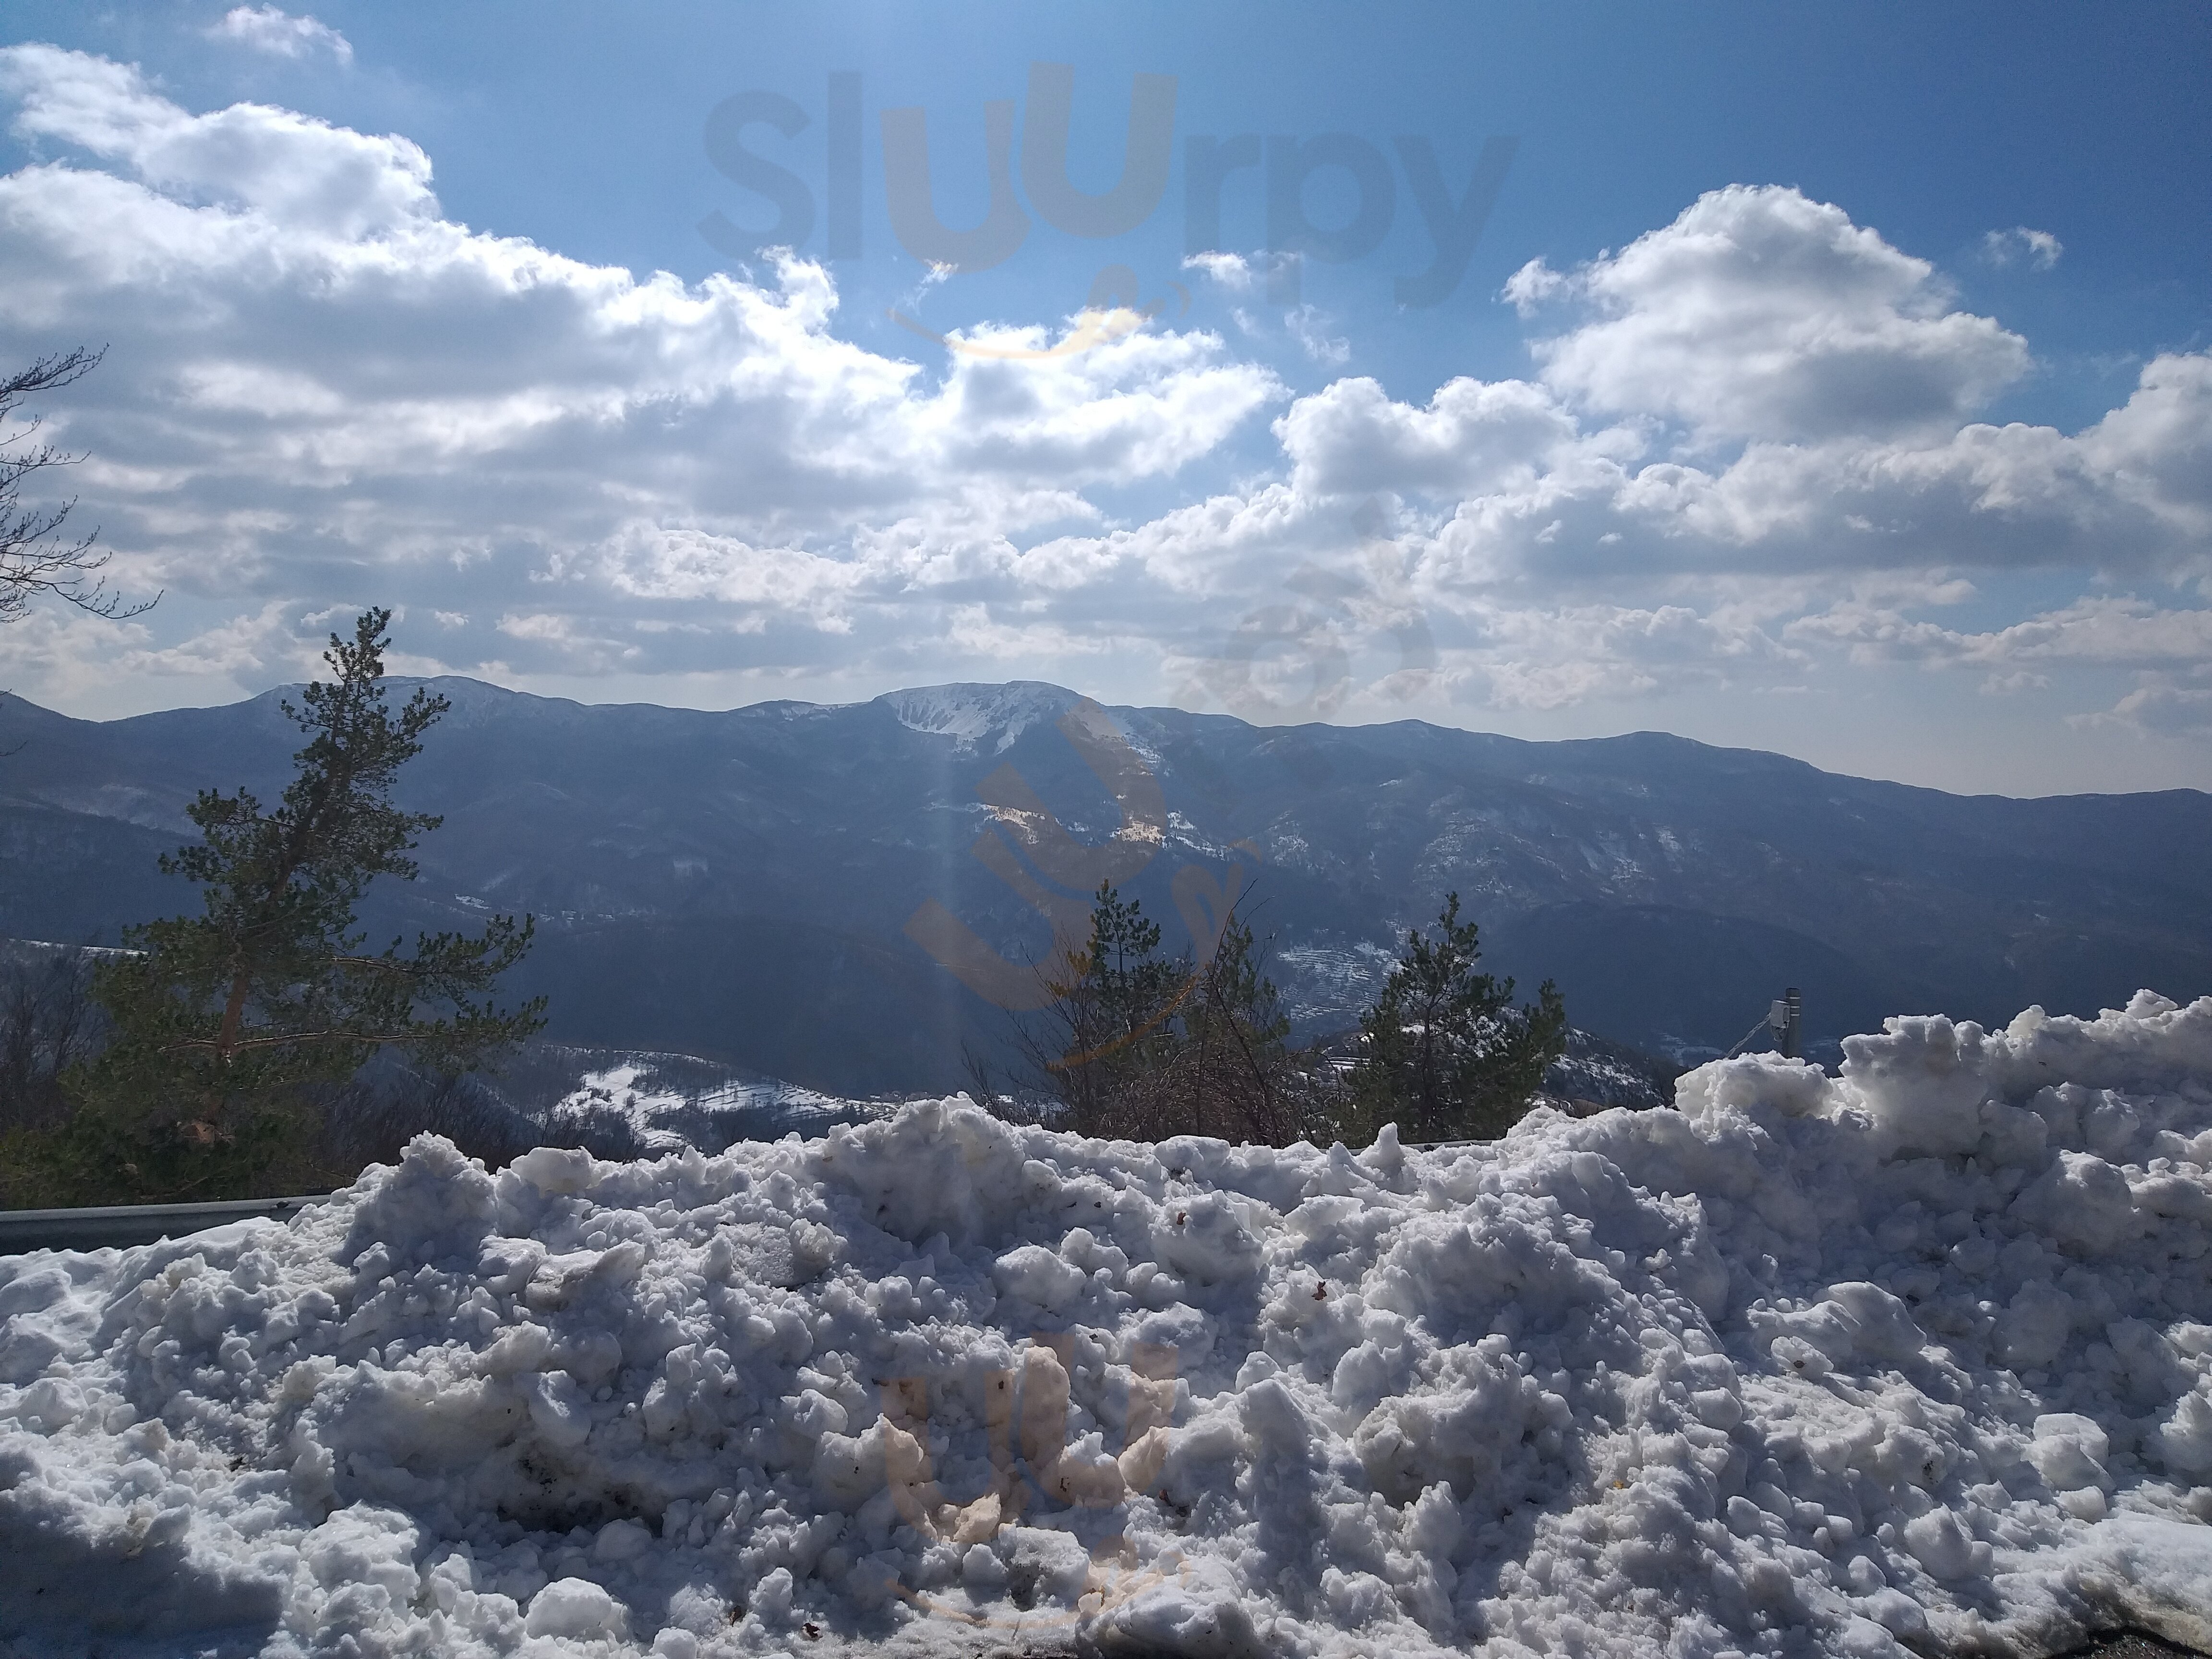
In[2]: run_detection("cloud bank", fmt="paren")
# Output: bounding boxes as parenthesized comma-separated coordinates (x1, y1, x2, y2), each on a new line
(0, 48, 2204, 782)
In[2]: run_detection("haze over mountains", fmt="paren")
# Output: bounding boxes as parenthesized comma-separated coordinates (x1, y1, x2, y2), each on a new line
(2, 679, 2207, 1095)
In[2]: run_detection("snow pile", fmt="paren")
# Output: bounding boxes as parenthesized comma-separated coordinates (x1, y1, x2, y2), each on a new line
(7, 993, 2212, 1658)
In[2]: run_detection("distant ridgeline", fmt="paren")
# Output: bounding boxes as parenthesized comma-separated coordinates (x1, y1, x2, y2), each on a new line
(1, 678, 2207, 1095)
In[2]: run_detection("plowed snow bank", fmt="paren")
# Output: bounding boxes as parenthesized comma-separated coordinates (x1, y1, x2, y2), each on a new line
(6, 993, 2212, 1657)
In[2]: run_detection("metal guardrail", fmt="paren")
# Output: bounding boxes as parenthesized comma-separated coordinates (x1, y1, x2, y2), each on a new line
(0, 1194, 334, 1255)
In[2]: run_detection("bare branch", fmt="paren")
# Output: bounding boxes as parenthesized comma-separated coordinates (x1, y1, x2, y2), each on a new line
(0, 346, 158, 624)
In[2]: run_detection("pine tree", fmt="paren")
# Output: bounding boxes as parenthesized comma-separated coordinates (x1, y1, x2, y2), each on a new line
(1350, 891, 1565, 1143)
(1038, 882, 1185, 1136)
(1173, 909, 1296, 1142)
(1008, 886, 1330, 1146)
(30, 609, 543, 1202)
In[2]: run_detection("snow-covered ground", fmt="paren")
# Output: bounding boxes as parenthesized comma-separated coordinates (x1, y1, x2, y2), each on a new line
(7, 994, 2212, 1658)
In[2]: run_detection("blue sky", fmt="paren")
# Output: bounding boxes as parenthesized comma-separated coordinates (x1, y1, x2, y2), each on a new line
(0, 1, 2206, 794)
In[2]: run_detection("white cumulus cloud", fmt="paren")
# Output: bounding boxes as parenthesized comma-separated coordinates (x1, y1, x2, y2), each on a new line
(0, 46, 1279, 695)
(209, 7, 354, 66)
(2074, 679, 2212, 739)
(1982, 227, 2064, 270)
(1787, 595, 2212, 669)
(1518, 185, 2031, 443)
(0, 48, 2204, 782)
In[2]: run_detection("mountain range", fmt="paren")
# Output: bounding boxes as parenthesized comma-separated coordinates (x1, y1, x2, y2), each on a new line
(2, 678, 2207, 1094)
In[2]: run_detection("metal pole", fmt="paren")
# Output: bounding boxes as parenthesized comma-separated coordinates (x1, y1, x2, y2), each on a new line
(1781, 987, 1801, 1059)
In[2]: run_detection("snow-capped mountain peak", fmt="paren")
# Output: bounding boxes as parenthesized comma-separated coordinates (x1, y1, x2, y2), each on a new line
(878, 681, 1080, 753)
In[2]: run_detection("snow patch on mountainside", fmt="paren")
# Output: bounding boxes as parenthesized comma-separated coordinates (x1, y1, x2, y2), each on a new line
(548, 1064, 874, 1154)
(7, 994, 2212, 1657)
(1273, 939, 1399, 1030)
(880, 684, 1077, 754)
(1543, 1026, 1681, 1111)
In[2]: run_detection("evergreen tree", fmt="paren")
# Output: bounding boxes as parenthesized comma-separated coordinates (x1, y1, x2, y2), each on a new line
(1038, 882, 1184, 1136)
(1350, 891, 1565, 1143)
(1173, 909, 1296, 1142)
(26, 609, 543, 1202)
(1008, 885, 1330, 1146)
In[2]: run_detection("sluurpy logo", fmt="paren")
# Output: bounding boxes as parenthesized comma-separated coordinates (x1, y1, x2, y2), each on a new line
(700, 61, 1517, 358)
(877, 1339, 1187, 1629)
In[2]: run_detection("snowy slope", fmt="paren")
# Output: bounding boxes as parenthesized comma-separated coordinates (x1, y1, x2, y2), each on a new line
(880, 683, 1076, 754)
(543, 1062, 877, 1155)
(7, 995, 2212, 1657)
